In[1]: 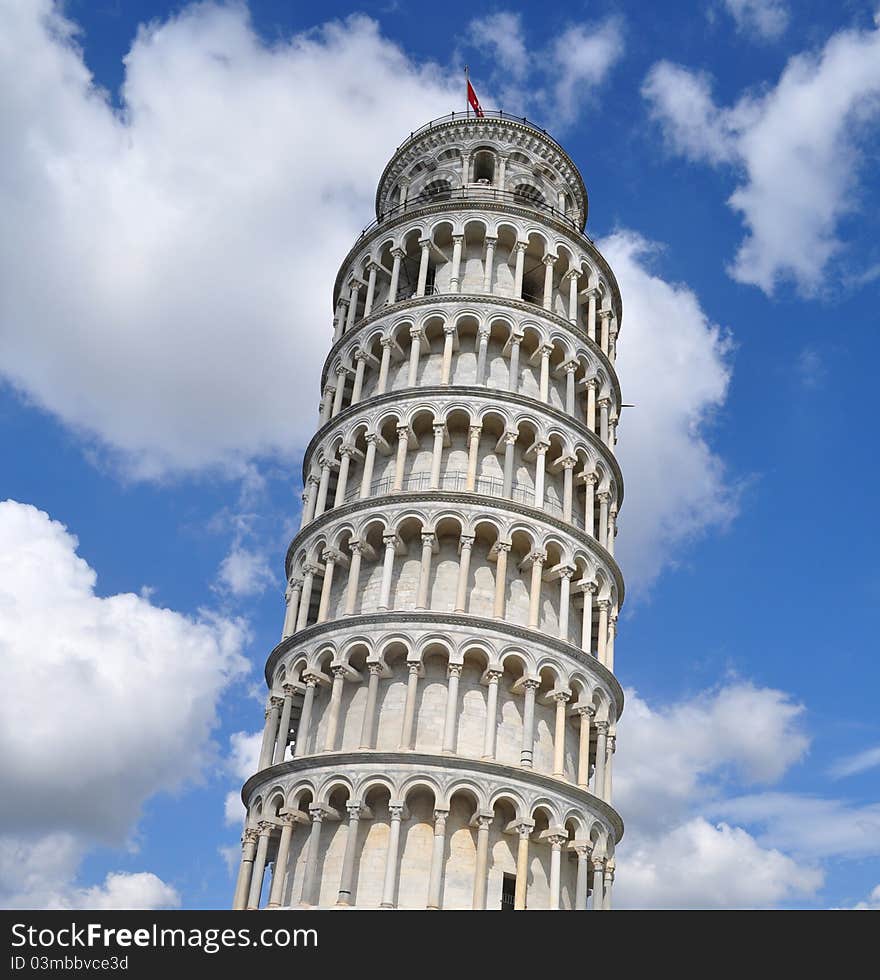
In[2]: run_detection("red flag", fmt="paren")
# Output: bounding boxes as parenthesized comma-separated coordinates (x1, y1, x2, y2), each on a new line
(467, 79, 485, 117)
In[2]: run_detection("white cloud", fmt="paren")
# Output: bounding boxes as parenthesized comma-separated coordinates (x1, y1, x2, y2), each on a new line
(614, 682, 823, 909)
(0, 498, 248, 907)
(223, 730, 262, 826)
(601, 230, 737, 594)
(462, 12, 624, 126)
(0, 832, 180, 910)
(0, 1, 460, 478)
(846, 884, 880, 910)
(721, 0, 789, 40)
(217, 545, 274, 597)
(830, 744, 880, 779)
(642, 17, 880, 294)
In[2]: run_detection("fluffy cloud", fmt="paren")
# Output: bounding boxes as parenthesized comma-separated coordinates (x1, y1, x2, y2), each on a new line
(642, 16, 880, 293)
(463, 12, 624, 125)
(600, 231, 737, 594)
(614, 682, 821, 909)
(0, 499, 248, 907)
(0, 1, 460, 478)
(721, 0, 789, 40)
(0, 833, 180, 910)
(847, 884, 880, 910)
(223, 730, 262, 827)
(830, 744, 880, 779)
(217, 546, 274, 597)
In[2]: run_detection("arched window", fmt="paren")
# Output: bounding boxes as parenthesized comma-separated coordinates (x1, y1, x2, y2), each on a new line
(513, 183, 546, 206)
(421, 179, 452, 202)
(472, 149, 496, 184)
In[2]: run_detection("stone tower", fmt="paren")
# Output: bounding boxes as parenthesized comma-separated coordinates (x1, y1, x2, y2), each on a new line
(233, 111, 624, 911)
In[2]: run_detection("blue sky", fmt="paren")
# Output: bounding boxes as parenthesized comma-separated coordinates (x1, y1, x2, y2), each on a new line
(1, 0, 878, 909)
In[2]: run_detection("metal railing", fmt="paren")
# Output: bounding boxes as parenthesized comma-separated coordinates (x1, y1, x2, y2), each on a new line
(342, 469, 585, 531)
(359, 184, 591, 242)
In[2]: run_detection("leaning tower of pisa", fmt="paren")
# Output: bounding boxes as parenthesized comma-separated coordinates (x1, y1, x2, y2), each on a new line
(233, 111, 624, 911)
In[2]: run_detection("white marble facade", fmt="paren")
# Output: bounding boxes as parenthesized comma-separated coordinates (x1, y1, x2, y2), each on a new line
(234, 112, 624, 911)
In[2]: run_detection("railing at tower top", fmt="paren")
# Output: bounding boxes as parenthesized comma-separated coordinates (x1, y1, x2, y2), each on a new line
(359, 184, 593, 243)
(392, 110, 571, 169)
(342, 470, 586, 532)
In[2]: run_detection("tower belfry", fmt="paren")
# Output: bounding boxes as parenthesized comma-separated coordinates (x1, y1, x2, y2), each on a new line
(234, 111, 624, 911)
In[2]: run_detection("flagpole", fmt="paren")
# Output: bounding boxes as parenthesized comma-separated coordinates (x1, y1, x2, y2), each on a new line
(465, 65, 469, 117)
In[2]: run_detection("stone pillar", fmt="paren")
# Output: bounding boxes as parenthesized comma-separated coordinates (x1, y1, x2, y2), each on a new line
(558, 567, 573, 641)
(594, 721, 608, 800)
(273, 684, 296, 765)
(363, 263, 378, 317)
(331, 365, 347, 417)
(259, 696, 282, 770)
(598, 491, 610, 549)
(580, 581, 596, 654)
(502, 432, 516, 496)
(377, 338, 393, 393)
(313, 460, 332, 518)
(597, 599, 610, 664)
(542, 255, 556, 310)
(359, 663, 382, 749)
(387, 247, 403, 304)
(606, 612, 617, 672)
(398, 661, 421, 750)
(605, 733, 616, 802)
(416, 531, 435, 610)
(514, 823, 531, 910)
(281, 578, 302, 639)
(483, 237, 496, 292)
(380, 804, 404, 908)
(577, 706, 594, 788)
(574, 844, 592, 910)
(564, 362, 577, 414)
(449, 234, 463, 292)
(608, 507, 617, 559)
(426, 809, 449, 909)
(246, 820, 273, 910)
(349, 353, 367, 405)
(300, 807, 324, 906)
(472, 814, 493, 909)
(332, 447, 352, 507)
(475, 329, 490, 385)
(392, 425, 409, 492)
(336, 803, 362, 906)
(583, 471, 597, 538)
(316, 549, 337, 623)
(520, 679, 540, 768)
(599, 397, 611, 447)
(567, 270, 579, 324)
(482, 668, 503, 759)
(267, 813, 296, 909)
(538, 345, 552, 402)
(429, 423, 445, 489)
(416, 239, 431, 296)
(513, 241, 528, 299)
(322, 665, 347, 752)
(319, 384, 334, 425)
(346, 279, 360, 331)
(562, 458, 575, 524)
(441, 663, 462, 753)
(407, 326, 422, 386)
(493, 543, 510, 618)
(378, 534, 397, 610)
(533, 443, 548, 508)
(527, 552, 546, 628)
(344, 542, 362, 616)
(552, 690, 571, 778)
(295, 565, 315, 632)
(465, 425, 482, 490)
(294, 675, 318, 758)
(587, 287, 598, 341)
(600, 310, 612, 355)
(592, 857, 605, 910)
(603, 863, 615, 911)
(586, 378, 597, 431)
(454, 534, 474, 612)
(507, 333, 521, 391)
(440, 324, 456, 384)
(548, 834, 566, 910)
(232, 828, 259, 910)
(359, 434, 377, 499)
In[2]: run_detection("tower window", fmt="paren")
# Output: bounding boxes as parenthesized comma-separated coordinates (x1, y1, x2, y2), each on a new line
(501, 873, 516, 910)
(472, 150, 496, 184)
(422, 179, 451, 202)
(513, 183, 545, 206)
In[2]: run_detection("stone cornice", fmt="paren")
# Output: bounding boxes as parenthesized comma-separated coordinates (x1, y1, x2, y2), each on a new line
(301, 384, 624, 505)
(321, 293, 621, 406)
(242, 749, 624, 842)
(285, 489, 625, 605)
(263, 610, 625, 717)
(333, 207, 623, 330)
